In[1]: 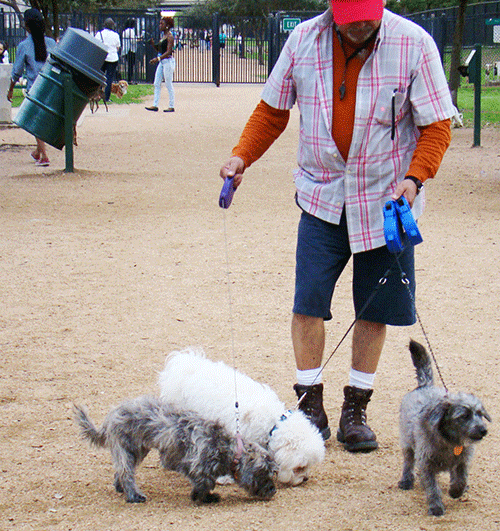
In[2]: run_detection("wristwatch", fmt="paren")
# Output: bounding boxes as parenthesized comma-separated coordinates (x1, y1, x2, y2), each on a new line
(404, 176, 423, 195)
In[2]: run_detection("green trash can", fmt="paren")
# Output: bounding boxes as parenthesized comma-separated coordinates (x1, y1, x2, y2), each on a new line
(14, 59, 89, 150)
(13, 28, 107, 150)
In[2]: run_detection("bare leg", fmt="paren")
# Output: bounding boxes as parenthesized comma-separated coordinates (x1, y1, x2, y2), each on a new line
(351, 319, 386, 374)
(36, 137, 49, 161)
(291, 313, 331, 438)
(291, 313, 324, 370)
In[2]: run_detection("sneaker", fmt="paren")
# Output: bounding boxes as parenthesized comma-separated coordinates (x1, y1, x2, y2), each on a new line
(294, 383, 331, 440)
(35, 158, 50, 167)
(145, 106, 158, 112)
(30, 151, 40, 162)
(163, 108, 175, 112)
(337, 386, 378, 452)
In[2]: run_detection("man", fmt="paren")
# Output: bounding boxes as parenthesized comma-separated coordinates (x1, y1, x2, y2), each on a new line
(96, 18, 121, 103)
(220, 0, 454, 452)
(122, 18, 137, 84)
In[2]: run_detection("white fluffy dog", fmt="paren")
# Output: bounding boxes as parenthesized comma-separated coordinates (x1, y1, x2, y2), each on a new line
(158, 348, 325, 486)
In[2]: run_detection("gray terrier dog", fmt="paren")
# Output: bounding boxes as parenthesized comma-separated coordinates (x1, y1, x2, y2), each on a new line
(398, 340, 491, 516)
(74, 396, 277, 504)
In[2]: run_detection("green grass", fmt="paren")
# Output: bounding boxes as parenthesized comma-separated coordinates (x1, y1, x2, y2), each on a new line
(456, 84, 500, 127)
(115, 83, 153, 104)
(10, 83, 153, 108)
(11, 82, 500, 127)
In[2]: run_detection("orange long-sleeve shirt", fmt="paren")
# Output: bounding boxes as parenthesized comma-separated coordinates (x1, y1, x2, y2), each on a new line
(233, 34, 451, 184)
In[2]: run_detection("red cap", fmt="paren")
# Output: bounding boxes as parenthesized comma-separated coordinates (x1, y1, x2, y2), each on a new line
(331, 0, 384, 25)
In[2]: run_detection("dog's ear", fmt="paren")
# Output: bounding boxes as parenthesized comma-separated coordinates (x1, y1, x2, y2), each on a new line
(427, 400, 448, 428)
(481, 405, 492, 423)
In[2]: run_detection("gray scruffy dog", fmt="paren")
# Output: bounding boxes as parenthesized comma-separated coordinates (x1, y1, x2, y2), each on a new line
(398, 340, 491, 516)
(74, 396, 277, 504)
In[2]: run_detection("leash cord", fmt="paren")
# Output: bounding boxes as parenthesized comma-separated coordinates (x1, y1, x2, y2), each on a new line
(300, 259, 398, 397)
(394, 255, 448, 392)
(301, 249, 448, 397)
(221, 208, 241, 434)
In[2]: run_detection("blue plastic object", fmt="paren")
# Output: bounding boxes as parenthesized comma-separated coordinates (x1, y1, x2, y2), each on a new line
(383, 200, 405, 253)
(383, 197, 423, 253)
(394, 197, 423, 246)
(219, 177, 236, 209)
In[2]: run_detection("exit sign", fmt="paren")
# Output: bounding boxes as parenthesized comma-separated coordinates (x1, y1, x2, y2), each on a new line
(283, 18, 301, 32)
(485, 18, 500, 25)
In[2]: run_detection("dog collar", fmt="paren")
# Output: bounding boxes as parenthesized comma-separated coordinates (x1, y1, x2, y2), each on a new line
(269, 410, 292, 437)
(453, 445, 464, 456)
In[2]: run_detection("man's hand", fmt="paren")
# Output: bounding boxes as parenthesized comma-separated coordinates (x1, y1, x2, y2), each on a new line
(391, 179, 419, 207)
(219, 156, 245, 188)
(6, 82, 14, 103)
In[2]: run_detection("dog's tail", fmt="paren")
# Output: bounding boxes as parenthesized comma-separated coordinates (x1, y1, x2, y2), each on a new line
(409, 339, 434, 387)
(73, 404, 108, 448)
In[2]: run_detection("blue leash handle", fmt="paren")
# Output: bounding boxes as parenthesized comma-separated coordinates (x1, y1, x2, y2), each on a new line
(383, 197, 423, 253)
(219, 177, 236, 209)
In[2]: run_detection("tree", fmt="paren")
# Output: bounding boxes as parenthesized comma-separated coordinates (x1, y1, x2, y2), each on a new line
(0, 0, 154, 38)
(449, 0, 468, 107)
(185, 0, 327, 64)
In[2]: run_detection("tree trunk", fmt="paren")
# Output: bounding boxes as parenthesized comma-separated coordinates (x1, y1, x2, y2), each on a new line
(449, 0, 468, 108)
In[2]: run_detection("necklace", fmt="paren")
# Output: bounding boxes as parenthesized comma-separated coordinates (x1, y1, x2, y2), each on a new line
(335, 28, 378, 101)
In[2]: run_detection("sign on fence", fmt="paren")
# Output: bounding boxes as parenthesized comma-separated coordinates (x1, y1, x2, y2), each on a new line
(486, 18, 500, 43)
(282, 18, 301, 32)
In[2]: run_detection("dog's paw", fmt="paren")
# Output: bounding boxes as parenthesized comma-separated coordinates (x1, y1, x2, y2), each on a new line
(202, 492, 221, 504)
(449, 483, 467, 499)
(126, 492, 147, 503)
(428, 502, 445, 516)
(398, 476, 414, 490)
(191, 490, 221, 504)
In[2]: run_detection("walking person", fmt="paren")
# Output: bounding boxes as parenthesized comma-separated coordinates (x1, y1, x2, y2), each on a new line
(95, 18, 120, 103)
(122, 18, 137, 84)
(6, 8, 56, 166)
(145, 16, 175, 113)
(218, 29, 226, 56)
(219, 0, 455, 451)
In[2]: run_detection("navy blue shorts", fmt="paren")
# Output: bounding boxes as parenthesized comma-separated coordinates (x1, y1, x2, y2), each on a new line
(293, 210, 416, 325)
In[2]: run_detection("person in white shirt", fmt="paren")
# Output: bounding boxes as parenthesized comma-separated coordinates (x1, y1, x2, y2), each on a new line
(122, 18, 137, 84)
(96, 18, 121, 102)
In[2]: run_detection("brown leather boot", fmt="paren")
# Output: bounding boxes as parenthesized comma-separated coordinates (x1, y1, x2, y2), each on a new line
(293, 383, 331, 440)
(337, 385, 378, 452)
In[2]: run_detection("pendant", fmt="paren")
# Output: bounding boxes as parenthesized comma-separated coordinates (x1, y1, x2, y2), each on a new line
(339, 82, 346, 100)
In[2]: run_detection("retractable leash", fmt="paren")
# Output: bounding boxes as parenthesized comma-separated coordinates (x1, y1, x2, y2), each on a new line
(297, 259, 398, 404)
(300, 196, 447, 399)
(385, 197, 448, 392)
(219, 177, 243, 436)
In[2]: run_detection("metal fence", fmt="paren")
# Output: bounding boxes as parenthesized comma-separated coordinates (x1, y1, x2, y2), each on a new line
(172, 14, 270, 84)
(1, 5, 500, 85)
(406, 1, 500, 55)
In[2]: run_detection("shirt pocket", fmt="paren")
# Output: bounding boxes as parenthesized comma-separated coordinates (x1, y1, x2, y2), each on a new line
(373, 86, 408, 126)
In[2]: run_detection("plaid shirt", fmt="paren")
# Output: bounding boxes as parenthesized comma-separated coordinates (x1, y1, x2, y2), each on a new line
(261, 9, 455, 253)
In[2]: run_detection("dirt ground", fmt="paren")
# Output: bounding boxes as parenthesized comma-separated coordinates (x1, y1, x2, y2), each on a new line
(1, 84, 499, 531)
